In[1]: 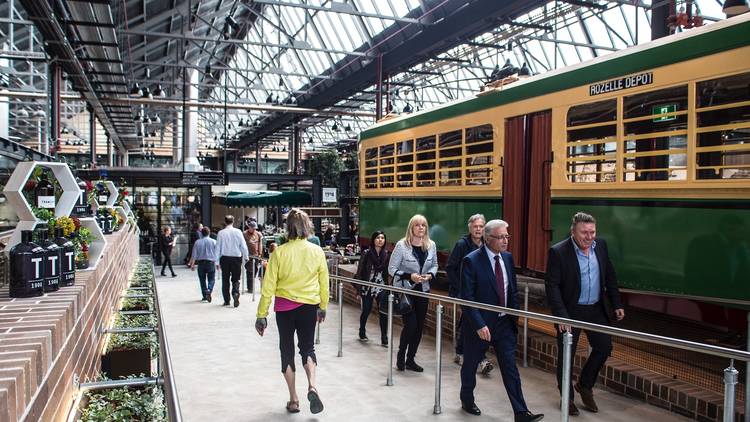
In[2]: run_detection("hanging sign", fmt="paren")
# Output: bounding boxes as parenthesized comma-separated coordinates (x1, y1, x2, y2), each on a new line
(589, 71, 653, 96)
(322, 188, 337, 203)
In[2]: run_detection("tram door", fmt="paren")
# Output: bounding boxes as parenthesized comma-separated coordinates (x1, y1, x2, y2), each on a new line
(502, 110, 552, 274)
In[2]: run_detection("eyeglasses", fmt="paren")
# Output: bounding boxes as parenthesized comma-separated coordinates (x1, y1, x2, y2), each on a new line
(486, 234, 511, 241)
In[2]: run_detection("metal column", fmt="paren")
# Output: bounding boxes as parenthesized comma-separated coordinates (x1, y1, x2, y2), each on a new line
(725, 362, 738, 422)
(386, 292, 394, 386)
(561, 331, 573, 422)
(337, 281, 343, 357)
(433, 303, 443, 414)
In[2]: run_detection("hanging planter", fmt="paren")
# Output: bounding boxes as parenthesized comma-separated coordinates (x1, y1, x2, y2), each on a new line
(101, 314, 157, 380)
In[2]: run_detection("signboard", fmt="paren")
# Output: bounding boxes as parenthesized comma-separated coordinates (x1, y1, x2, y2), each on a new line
(322, 188, 337, 203)
(589, 71, 653, 96)
(652, 104, 677, 122)
(181, 172, 226, 186)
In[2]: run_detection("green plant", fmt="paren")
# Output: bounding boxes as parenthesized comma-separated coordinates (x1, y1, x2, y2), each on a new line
(106, 314, 158, 358)
(78, 383, 166, 422)
(121, 295, 153, 311)
(306, 149, 345, 188)
(33, 207, 55, 222)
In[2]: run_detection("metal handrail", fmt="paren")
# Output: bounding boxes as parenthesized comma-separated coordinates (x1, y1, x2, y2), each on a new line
(332, 274, 750, 361)
(151, 255, 183, 422)
(328, 273, 747, 422)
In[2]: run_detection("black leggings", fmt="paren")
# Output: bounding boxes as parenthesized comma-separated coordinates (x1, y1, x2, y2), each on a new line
(359, 294, 387, 338)
(398, 295, 429, 361)
(276, 303, 318, 373)
(161, 250, 174, 275)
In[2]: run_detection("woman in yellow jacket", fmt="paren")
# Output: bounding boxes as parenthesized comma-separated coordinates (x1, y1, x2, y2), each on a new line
(255, 209, 329, 414)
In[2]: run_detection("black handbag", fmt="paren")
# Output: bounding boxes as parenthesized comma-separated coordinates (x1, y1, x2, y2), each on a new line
(378, 290, 412, 316)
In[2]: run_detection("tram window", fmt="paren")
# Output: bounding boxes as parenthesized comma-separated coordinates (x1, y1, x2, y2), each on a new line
(416, 162, 436, 171)
(365, 159, 378, 168)
(439, 159, 461, 169)
(440, 147, 462, 158)
(397, 173, 413, 188)
(466, 156, 493, 166)
(696, 129, 750, 180)
(566, 141, 616, 183)
(416, 174, 435, 188)
(365, 148, 378, 160)
(624, 115, 687, 136)
(568, 125, 616, 142)
(623, 135, 687, 181)
(365, 168, 377, 176)
(466, 124, 493, 144)
(380, 166, 394, 174)
(379, 175, 394, 188)
(380, 157, 394, 166)
(466, 142, 493, 155)
(417, 135, 436, 150)
(697, 71, 750, 108)
(417, 151, 436, 161)
(397, 139, 414, 155)
(698, 105, 750, 128)
(397, 154, 414, 163)
(365, 177, 378, 188)
(567, 99, 616, 127)
(624, 85, 688, 119)
(466, 168, 492, 185)
(439, 170, 462, 186)
(439, 130, 462, 148)
(397, 164, 413, 172)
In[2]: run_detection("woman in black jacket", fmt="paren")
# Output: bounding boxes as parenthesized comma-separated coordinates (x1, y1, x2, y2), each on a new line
(355, 230, 390, 346)
(159, 226, 177, 277)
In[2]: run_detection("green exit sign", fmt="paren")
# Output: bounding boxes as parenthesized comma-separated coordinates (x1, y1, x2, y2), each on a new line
(653, 104, 677, 122)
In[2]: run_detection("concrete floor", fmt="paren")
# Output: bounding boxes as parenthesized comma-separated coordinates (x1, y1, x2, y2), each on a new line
(155, 265, 687, 422)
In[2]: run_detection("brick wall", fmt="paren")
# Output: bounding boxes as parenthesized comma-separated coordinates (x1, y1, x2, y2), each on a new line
(0, 227, 138, 422)
(335, 266, 745, 422)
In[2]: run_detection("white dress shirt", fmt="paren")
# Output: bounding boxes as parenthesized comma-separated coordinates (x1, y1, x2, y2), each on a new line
(485, 247, 508, 316)
(214, 225, 249, 262)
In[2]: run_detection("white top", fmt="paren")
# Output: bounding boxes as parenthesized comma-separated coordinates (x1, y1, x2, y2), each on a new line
(485, 247, 508, 317)
(214, 225, 249, 262)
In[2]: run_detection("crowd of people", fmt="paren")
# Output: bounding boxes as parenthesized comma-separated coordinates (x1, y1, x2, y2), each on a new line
(158, 208, 624, 420)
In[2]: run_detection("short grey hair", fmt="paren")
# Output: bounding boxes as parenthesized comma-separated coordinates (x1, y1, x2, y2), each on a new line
(484, 219, 508, 236)
(467, 213, 486, 228)
(570, 212, 596, 231)
(286, 208, 313, 240)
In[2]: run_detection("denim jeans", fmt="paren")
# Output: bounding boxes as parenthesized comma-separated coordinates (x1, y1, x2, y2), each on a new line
(196, 260, 216, 297)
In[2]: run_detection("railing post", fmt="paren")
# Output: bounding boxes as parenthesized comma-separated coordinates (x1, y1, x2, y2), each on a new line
(434, 302, 443, 415)
(337, 281, 343, 358)
(452, 303, 457, 353)
(386, 292, 394, 386)
(725, 361, 739, 422)
(561, 331, 573, 422)
(523, 281, 529, 368)
(251, 259, 256, 302)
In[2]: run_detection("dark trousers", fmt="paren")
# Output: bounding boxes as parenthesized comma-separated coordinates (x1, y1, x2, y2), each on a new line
(244, 259, 260, 292)
(219, 256, 242, 304)
(456, 312, 464, 355)
(196, 260, 216, 297)
(359, 294, 388, 339)
(556, 303, 613, 398)
(276, 303, 318, 373)
(161, 250, 174, 275)
(398, 295, 429, 361)
(460, 316, 528, 413)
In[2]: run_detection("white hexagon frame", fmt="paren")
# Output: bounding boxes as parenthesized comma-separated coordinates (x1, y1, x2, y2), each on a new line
(91, 180, 118, 212)
(77, 217, 107, 271)
(112, 206, 128, 232)
(2, 161, 80, 250)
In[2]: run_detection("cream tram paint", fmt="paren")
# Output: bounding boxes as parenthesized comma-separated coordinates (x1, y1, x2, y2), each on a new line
(360, 44, 750, 201)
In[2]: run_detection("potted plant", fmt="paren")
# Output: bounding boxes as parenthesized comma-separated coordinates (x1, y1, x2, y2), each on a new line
(101, 314, 157, 380)
(75, 381, 166, 421)
(121, 293, 153, 311)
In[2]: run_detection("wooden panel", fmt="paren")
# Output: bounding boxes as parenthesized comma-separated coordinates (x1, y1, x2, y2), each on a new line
(503, 115, 528, 265)
(526, 111, 553, 273)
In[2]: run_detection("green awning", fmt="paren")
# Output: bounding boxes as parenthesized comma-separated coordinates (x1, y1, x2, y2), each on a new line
(213, 191, 311, 207)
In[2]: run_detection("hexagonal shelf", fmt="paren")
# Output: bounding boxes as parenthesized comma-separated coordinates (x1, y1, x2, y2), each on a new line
(91, 180, 118, 211)
(2, 161, 80, 250)
(113, 206, 128, 232)
(77, 217, 107, 271)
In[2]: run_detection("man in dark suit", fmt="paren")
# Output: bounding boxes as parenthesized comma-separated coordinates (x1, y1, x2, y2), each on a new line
(460, 219, 543, 422)
(545, 212, 625, 415)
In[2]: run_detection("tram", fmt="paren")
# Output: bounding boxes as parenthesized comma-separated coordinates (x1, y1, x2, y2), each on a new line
(358, 14, 750, 331)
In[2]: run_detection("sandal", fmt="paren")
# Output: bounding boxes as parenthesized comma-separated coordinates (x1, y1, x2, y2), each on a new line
(307, 387, 324, 414)
(286, 400, 300, 413)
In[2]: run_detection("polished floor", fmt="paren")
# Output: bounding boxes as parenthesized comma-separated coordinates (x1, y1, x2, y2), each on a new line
(155, 265, 687, 422)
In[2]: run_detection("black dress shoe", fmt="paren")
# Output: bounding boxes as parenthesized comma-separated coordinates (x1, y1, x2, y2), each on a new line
(461, 402, 481, 416)
(381, 337, 388, 348)
(206, 294, 212, 303)
(223, 301, 230, 306)
(574, 383, 598, 412)
(232, 291, 240, 307)
(396, 353, 405, 371)
(514, 411, 544, 422)
(405, 360, 423, 372)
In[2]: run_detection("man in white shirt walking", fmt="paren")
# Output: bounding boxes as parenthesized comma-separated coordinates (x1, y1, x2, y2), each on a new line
(215, 215, 249, 307)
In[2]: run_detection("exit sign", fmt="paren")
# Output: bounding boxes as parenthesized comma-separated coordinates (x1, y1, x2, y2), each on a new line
(652, 104, 677, 122)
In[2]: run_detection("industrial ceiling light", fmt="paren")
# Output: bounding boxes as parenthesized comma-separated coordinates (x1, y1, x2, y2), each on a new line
(16, 108, 29, 118)
(133, 113, 142, 122)
(153, 115, 161, 124)
(518, 62, 532, 77)
(142, 86, 153, 99)
(723, 0, 750, 15)
(130, 83, 142, 97)
(344, 124, 352, 132)
(308, 137, 314, 144)
(144, 116, 152, 125)
(278, 76, 284, 88)
(153, 82, 166, 98)
(263, 153, 268, 159)
(331, 122, 339, 132)
(403, 103, 413, 113)
(266, 93, 274, 103)
(226, 16, 239, 30)
(33, 109, 46, 118)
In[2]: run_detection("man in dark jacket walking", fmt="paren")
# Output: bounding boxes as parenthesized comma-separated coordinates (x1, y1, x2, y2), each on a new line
(446, 213, 493, 375)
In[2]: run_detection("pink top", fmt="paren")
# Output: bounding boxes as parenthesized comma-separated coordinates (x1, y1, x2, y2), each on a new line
(274, 296, 304, 312)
